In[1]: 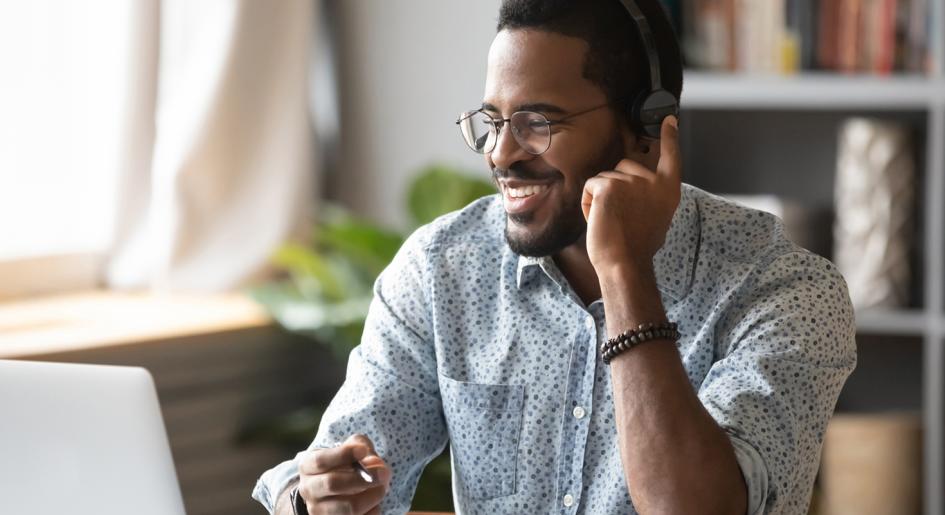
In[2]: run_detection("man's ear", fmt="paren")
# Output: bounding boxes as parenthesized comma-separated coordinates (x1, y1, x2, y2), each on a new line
(621, 126, 660, 171)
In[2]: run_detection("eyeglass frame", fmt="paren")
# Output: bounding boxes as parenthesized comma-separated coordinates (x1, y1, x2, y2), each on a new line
(455, 102, 611, 156)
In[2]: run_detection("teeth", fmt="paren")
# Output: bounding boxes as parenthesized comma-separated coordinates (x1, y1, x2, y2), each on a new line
(506, 184, 550, 199)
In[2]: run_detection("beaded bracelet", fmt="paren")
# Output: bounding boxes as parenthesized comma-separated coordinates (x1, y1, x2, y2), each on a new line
(600, 321, 680, 364)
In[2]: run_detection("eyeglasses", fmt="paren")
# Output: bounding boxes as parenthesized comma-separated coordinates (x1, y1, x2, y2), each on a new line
(455, 103, 609, 156)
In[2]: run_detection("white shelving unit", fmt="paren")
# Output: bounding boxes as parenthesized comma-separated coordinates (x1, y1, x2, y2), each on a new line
(680, 3, 944, 509)
(683, 72, 945, 110)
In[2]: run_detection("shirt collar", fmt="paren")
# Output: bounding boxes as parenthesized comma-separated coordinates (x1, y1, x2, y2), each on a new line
(515, 184, 701, 301)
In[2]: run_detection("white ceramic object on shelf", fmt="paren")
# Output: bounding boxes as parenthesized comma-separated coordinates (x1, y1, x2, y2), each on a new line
(833, 117, 915, 310)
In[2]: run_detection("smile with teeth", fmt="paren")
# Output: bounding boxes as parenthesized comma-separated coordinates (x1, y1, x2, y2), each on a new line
(505, 184, 550, 198)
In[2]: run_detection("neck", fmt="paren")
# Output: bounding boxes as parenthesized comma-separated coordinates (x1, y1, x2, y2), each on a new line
(553, 234, 601, 307)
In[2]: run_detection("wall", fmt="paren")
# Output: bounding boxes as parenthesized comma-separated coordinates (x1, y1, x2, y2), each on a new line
(330, 0, 503, 227)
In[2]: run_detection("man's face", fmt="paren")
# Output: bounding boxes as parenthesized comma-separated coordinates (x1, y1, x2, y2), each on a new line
(483, 29, 631, 257)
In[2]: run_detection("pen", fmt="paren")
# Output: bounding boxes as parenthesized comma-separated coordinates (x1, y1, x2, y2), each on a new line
(354, 460, 375, 483)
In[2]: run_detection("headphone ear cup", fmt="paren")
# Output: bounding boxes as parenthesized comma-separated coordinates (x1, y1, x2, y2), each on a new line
(634, 89, 679, 139)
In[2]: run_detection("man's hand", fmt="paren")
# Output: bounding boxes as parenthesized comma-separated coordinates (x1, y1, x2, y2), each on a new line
(287, 434, 392, 515)
(581, 114, 681, 275)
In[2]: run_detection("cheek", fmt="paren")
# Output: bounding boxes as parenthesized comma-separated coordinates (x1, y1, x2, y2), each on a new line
(543, 152, 595, 192)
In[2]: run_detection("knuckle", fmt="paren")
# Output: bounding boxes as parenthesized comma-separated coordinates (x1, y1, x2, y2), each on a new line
(350, 433, 373, 448)
(310, 451, 329, 472)
(298, 478, 317, 503)
(322, 473, 344, 494)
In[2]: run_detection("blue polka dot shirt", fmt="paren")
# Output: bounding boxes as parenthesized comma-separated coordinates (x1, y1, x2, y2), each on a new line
(253, 183, 857, 515)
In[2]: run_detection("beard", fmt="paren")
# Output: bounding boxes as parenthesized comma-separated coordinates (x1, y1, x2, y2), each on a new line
(497, 133, 626, 257)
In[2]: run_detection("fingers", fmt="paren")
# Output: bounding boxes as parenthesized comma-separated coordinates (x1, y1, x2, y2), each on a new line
(657, 115, 680, 181)
(351, 484, 387, 514)
(311, 485, 386, 515)
(581, 176, 604, 221)
(582, 175, 629, 220)
(594, 170, 651, 185)
(297, 432, 393, 507)
(300, 468, 377, 499)
(612, 158, 654, 181)
(359, 455, 393, 490)
(300, 435, 376, 475)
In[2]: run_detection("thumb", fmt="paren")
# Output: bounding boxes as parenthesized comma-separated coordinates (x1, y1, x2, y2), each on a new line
(346, 433, 378, 462)
(657, 114, 680, 180)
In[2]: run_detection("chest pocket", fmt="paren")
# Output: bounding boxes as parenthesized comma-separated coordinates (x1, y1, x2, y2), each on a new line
(439, 374, 525, 499)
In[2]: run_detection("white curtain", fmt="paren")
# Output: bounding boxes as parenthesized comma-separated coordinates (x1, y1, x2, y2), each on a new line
(106, 0, 317, 291)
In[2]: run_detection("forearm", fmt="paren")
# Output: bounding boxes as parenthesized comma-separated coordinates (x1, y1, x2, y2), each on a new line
(600, 263, 747, 515)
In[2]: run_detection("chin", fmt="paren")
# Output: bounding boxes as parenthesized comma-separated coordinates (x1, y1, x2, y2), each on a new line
(504, 210, 584, 257)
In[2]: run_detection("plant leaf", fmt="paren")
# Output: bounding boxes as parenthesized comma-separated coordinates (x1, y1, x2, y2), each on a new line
(407, 164, 496, 227)
(271, 244, 346, 301)
(317, 217, 404, 278)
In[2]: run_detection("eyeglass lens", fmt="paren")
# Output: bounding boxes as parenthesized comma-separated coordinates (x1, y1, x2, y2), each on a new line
(458, 111, 552, 155)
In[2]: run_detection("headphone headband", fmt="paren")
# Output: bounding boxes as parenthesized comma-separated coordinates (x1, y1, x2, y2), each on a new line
(616, 0, 662, 92)
(615, 0, 679, 138)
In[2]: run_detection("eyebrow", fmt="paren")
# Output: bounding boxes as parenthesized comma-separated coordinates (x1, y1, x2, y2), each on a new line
(480, 101, 568, 115)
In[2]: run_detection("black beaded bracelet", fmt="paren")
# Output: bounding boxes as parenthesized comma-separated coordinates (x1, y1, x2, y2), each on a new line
(600, 321, 679, 364)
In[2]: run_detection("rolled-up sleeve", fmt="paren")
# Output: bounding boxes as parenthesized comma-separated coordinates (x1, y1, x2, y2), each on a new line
(252, 229, 449, 514)
(698, 251, 857, 515)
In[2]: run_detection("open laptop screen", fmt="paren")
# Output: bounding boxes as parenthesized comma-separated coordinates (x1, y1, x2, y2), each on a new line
(0, 360, 186, 515)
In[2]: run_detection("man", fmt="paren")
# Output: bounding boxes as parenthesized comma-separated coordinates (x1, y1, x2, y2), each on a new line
(253, 1, 856, 514)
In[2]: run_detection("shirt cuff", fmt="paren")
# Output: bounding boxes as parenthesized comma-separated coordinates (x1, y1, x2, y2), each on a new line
(251, 451, 307, 514)
(728, 432, 769, 515)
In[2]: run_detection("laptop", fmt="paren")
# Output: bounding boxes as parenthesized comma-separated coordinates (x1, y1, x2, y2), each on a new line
(0, 360, 186, 515)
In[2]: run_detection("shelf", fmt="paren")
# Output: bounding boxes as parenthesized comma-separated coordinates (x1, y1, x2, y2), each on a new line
(681, 71, 945, 110)
(855, 309, 928, 336)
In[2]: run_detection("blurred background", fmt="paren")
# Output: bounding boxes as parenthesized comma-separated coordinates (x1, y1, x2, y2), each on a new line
(0, 1, 942, 514)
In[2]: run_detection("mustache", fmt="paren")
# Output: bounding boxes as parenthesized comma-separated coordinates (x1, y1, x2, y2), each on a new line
(492, 166, 559, 182)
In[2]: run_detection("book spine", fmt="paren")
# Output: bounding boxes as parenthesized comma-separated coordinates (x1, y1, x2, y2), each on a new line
(838, 0, 862, 73)
(875, 0, 897, 74)
(818, 0, 840, 71)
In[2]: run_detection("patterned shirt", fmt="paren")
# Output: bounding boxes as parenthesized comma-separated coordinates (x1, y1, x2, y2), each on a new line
(252, 183, 857, 515)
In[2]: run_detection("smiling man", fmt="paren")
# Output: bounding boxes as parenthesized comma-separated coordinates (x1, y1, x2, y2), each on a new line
(253, 1, 856, 514)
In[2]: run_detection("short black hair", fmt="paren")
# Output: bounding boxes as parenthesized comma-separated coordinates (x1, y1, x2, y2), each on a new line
(497, 0, 684, 133)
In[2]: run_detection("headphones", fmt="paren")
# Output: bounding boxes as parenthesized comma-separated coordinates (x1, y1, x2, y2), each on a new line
(616, 0, 680, 139)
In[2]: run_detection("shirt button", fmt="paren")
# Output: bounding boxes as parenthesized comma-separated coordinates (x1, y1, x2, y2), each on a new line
(572, 406, 586, 419)
(563, 493, 575, 507)
(584, 317, 595, 330)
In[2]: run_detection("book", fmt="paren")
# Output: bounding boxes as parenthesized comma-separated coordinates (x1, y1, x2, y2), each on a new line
(679, 0, 932, 75)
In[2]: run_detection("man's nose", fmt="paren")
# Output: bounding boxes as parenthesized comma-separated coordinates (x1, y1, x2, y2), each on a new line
(488, 124, 533, 171)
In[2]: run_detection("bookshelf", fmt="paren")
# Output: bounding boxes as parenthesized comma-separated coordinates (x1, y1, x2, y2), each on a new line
(678, 2, 944, 512)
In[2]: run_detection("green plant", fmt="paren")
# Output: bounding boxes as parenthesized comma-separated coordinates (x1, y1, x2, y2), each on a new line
(243, 164, 494, 510)
(252, 164, 494, 359)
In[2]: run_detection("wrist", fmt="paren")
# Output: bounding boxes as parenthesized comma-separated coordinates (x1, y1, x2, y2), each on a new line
(274, 478, 300, 515)
(597, 259, 656, 290)
(598, 260, 667, 331)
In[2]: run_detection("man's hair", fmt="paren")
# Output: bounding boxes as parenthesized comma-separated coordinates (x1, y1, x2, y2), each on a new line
(497, 0, 684, 132)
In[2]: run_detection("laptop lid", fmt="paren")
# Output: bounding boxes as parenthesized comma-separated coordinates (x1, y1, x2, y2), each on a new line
(0, 360, 186, 515)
